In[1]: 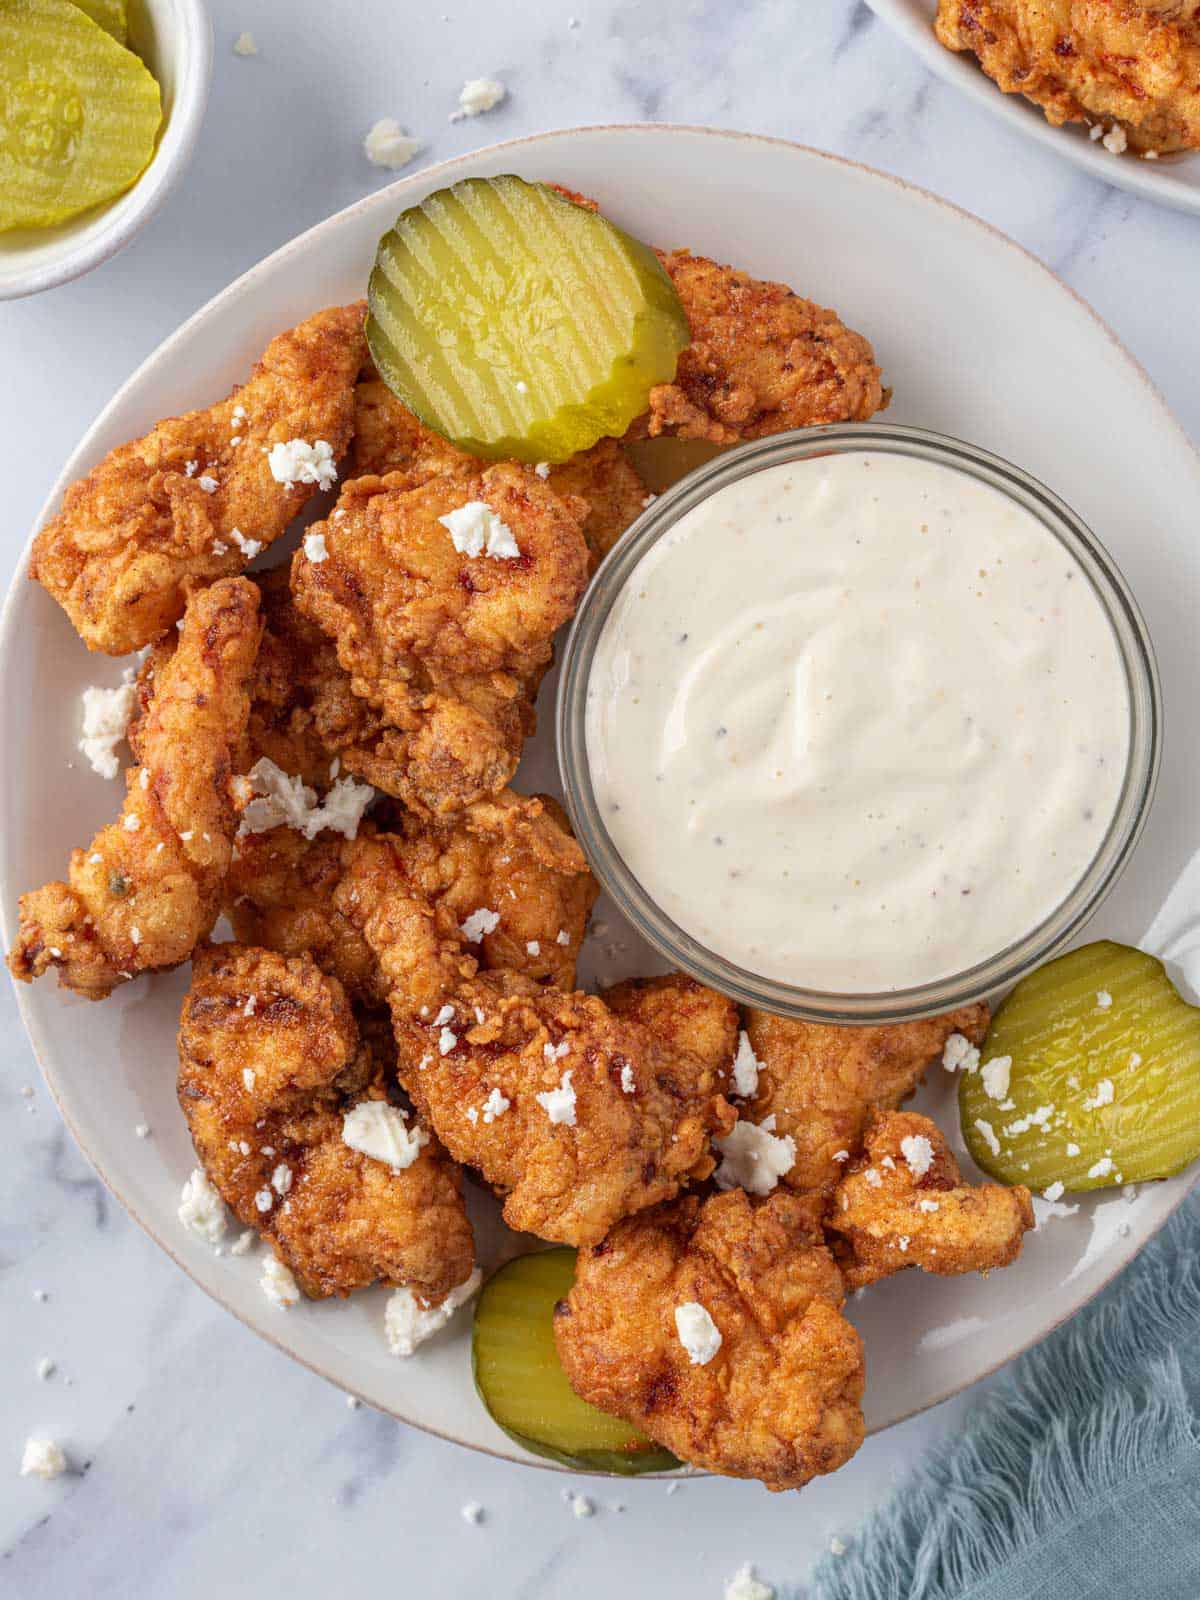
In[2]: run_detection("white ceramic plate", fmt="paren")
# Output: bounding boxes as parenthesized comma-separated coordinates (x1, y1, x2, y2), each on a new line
(4, 125, 1200, 1474)
(867, 0, 1200, 217)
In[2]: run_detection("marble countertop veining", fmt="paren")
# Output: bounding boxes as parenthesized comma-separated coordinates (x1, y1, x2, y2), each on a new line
(1, 3, 1197, 1596)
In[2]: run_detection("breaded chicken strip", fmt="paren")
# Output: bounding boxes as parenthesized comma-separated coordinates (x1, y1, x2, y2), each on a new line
(9, 579, 261, 999)
(178, 943, 474, 1302)
(555, 1189, 865, 1491)
(227, 792, 596, 1002)
(936, 0, 1200, 152)
(292, 464, 590, 815)
(828, 1109, 1035, 1290)
(745, 1004, 991, 1193)
(353, 379, 650, 566)
(636, 251, 887, 444)
(30, 306, 366, 654)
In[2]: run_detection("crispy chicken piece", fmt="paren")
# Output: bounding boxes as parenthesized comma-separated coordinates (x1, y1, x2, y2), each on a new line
(745, 1004, 991, 1193)
(8, 579, 261, 999)
(828, 1109, 1035, 1290)
(292, 464, 589, 815)
(30, 306, 366, 654)
(352, 380, 649, 566)
(555, 1189, 865, 1491)
(178, 943, 474, 1302)
(227, 791, 596, 1002)
(936, 1, 1200, 152)
(635, 251, 887, 445)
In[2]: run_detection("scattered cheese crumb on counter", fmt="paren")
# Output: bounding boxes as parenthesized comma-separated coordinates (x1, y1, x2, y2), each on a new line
(79, 673, 137, 780)
(20, 1438, 67, 1480)
(230, 1230, 256, 1257)
(134, 1123, 150, 1139)
(713, 1118, 795, 1195)
(439, 500, 521, 560)
(725, 1564, 774, 1600)
(178, 1168, 228, 1245)
(385, 1268, 482, 1356)
(461, 1501, 485, 1525)
(566, 1491, 594, 1518)
(233, 30, 257, 56)
(364, 118, 422, 170)
(342, 1100, 429, 1170)
(536, 1070, 577, 1126)
(731, 1031, 761, 1098)
(35, 1357, 56, 1381)
(830, 1537, 847, 1556)
(261, 1254, 300, 1308)
(346, 1394, 361, 1410)
(674, 1301, 722, 1366)
(452, 78, 506, 120)
(266, 438, 337, 492)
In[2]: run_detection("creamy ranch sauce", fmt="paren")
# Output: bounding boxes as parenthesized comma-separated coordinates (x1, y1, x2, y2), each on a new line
(585, 452, 1131, 993)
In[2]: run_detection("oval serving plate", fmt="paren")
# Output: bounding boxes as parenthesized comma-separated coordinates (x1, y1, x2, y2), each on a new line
(3, 124, 1199, 1472)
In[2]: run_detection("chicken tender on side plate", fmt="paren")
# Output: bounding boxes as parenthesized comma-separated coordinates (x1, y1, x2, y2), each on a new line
(745, 1004, 991, 1192)
(828, 1109, 1035, 1290)
(292, 464, 590, 815)
(555, 1189, 865, 1491)
(178, 943, 474, 1302)
(935, 0, 1200, 153)
(30, 305, 366, 654)
(635, 251, 887, 444)
(9, 579, 261, 999)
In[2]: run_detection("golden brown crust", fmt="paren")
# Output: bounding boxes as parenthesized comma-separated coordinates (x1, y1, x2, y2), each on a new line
(746, 1004, 991, 1192)
(9, 579, 261, 999)
(935, 0, 1200, 151)
(555, 1189, 865, 1490)
(636, 251, 887, 444)
(178, 943, 474, 1301)
(828, 1109, 1035, 1290)
(30, 306, 366, 654)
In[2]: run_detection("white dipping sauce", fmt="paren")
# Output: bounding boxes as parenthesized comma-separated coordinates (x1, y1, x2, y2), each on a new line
(585, 451, 1131, 993)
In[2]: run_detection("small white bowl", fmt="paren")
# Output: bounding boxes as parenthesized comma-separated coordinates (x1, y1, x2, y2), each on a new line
(0, 0, 212, 301)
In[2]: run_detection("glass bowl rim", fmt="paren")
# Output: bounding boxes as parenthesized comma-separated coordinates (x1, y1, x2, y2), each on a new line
(555, 422, 1163, 1024)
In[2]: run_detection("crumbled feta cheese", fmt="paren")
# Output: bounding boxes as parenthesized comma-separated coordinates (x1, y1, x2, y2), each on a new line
(238, 757, 374, 840)
(537, 1070, 576, 1125)
(184, 459, 198, 476)
(830, 1538, 847, 1557)
(974, 1119, 1001, 1158)
(260, 1254, 299, 1308)
(526, 940, 540, 956)
(865, 1168, 883, 1188)
(724, 1565, 774, 1600)
(568, 1492, 594, 1518)
(123, 813, 141, 831)
(1043, 1181, 1065, 1202)
(898, 1236, 910, 1253)
(620, 1062, 636, 1095)
(900, 1133, 935, 1179)
(481, 1088, 510, 1123)
(465, 1107, 479, 1124)
(434, 1005, 455, 1026)
(917, 1198, 940, 1213)
(363, 118, 422, 170)
(242, 1069, 256, 1092)
(1129, 1052, 1143, 1069)
(342, 1100, 429, 1169)
(271, 1163, 293, 1196)
(230, 528, 263, 560)
(543, 1041, 570, 1062)
(461, 1501, 485, 1525)
(980, 1055, 1012, 1102)
(79, 673, 137, 779)
(1102, 125, 1127, 155)
(230, 1229, 255, 1256)
(1066, 1141, 1080, 1157)
(1088, 1156, 1114, 1179)
(134, 1122, 150, 1139)
(833, 1149, 850, 1162)
(266, 438, 337, 492)
(534, 462, 551, 479)
(303, 531, 328, 564)
(36, 1357, 56, 1381)
(1084, 1078, 1115, 1110)
(233, 30, 257, 56)
(438, 500, 521, 560)
(942, 1033, 980, 1074)
(439, 1027, 458, 1056)
(243, 995, 257, 1018)
(1096, 990, 1113, 1009)
(674, 1301, 722, 1366)
(713, 1119, 796, 1195)
(178, 1168, 228, 1244)
(453, 78, 506, 119)
(197, 475, 219, 495)
(384, 1267, 482, 1355)
(731, 1031, 761, 1098)
(460, 906, 501, 942)
(346, 1394, 361, 1409)
(20, 1438, 67, 1480)
(1003, 1105, 1055, 1136)
(555, 929, 570, 946)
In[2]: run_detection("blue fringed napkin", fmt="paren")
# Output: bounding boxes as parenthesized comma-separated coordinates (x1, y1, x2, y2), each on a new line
(811, 1191, 1200, 1600)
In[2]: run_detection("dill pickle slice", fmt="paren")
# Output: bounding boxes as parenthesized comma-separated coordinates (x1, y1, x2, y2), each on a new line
(71, 0, 126, 42)
(960, 941, 1200, 1193)
(472, 1248, 678, 1475)
(0, 0, 161, 233)
(366, 175, 690, 465)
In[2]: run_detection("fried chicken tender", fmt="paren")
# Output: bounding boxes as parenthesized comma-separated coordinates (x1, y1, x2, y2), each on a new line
(30, 306, 366, 655)
(636, 251, 887, 445)
(935, 0, 1200, 152)
(745, 1004, 991, 1193)
(352, 380, 650, 566)
(828, 1109, 1035, 1290)
(292, 464, 590, 815)
(9, 579, 261, 999)
(555, 1189, 865, 1491)
(178, 943, 475, 1302)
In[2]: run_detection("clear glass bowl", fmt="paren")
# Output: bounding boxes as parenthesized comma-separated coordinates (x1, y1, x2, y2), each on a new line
(556, 423, 1162, 1024)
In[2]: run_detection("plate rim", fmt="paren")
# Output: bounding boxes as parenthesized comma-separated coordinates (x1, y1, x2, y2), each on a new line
(3, 120, 1198, 1471)
(865, 0, 1200, 216)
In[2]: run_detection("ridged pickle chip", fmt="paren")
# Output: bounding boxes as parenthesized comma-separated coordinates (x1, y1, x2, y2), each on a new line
(960, 941, 1200, 1193)
(72, 0, 126, 42)
(366, 175, 691, 464)
(0, 0, 161, 233)
(472, 1248, 677, 1475)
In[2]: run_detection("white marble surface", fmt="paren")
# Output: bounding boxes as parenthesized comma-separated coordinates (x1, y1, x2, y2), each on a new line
(1, 3, 1197, 1596)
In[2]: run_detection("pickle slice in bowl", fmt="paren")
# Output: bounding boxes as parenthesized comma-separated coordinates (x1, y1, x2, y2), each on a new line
(366, 175, 691, 465)
(960, 941, 1200, 1193)
(472, 1247, 678, 1475)
(0, 0, 161, 233)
